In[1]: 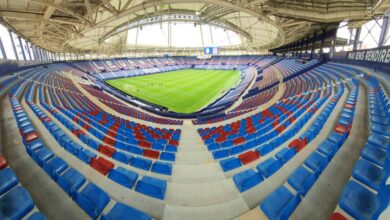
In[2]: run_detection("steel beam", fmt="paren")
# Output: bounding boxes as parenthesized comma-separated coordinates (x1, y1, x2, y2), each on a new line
(18, 36, 27, 60)
(0, 34, 7, 59)
(8, 30, 19, 61)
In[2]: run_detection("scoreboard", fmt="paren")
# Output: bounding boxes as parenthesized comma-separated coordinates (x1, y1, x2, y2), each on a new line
(204, 47, 219, 55)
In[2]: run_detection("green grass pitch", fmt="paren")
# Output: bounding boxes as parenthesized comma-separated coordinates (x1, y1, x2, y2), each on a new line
(105, 69, 240, 114)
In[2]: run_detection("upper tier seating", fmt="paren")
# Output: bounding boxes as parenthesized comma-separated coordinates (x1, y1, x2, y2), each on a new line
(81, 84, 183, 125)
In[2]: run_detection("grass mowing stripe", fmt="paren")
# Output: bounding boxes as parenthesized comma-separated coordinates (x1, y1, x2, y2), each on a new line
(105, 69, 240, 114)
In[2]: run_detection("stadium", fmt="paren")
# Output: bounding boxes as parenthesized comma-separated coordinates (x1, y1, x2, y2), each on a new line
(0, 0, 390, 220)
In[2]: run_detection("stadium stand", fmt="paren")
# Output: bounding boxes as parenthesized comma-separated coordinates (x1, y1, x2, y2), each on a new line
(0, 1, 389, 219)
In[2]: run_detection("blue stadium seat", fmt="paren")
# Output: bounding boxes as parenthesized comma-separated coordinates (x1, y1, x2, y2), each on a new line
(108, 167, 138, 189)
(151, 161, 172, 175)
(130, 157, 152, 171)
(27, 212, 48, 220)
(101, 202, 151, 220)
(255, 143, 273, 156)
(0, 168, 19, 195)
(220, 157, 242, 172)
(160, 152, 175, 162)
(213, 149, 229, 159)
(77, 148, 97, 164)
(304, 151, 328, 172)
(65, 142, 83, 155)
(317, 140, 337, 159)
(229, 146, 244, 155)
(259, 185, 301, 220)
(57, 168, 86, 196)
(339, 180, 389, 220)
(233, 169, 263, 192)
(135, 176, 167, 200)
(0, 186, 35, 220)
(128, 146, 143, 155)
(287, 166, 317, 195)
(275, 147, 296, 164)
(371, 115, 389, 126)
(351, 159, 385, 190)
(32, 147, 55, 166)
(42, 156, 68, 179)
(25, 139, 44, 155)
(327, 132, 345, 148)
(256, 157, 282, 177)
(371, 123, 390, 137)
(368, 133, 390, 150)
(112, 151, 131, 164)
(360, 143, 388, 167)
(74, 183, 110, 219)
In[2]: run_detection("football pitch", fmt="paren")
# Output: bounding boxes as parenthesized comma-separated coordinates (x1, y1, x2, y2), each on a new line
(105, 69, 240, 114)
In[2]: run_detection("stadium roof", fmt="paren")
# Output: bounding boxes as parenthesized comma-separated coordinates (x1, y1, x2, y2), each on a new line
(0, 0, 389, 54)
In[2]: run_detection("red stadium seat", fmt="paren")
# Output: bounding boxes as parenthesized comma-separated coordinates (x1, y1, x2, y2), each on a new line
(275, 125, 286, 134)
(143, 149, 160, 159)
(98, 145, 116, 157)
(24, 132, 39, 143)
(169, 140, 179, 146)
(238, 151, 260, 165)
(328, 212, 347, 220)
(103, 136, 115, 146)
(216, 136, 226, 143)
(344, 103, 354, 109)
(139, 141, 152, 149)
(334, 124, 350, 135)
(288, 138, 306, 152)
(0, 155, 8, 170)
(233, 137, 245, 146)
(90, 157, 114, 175)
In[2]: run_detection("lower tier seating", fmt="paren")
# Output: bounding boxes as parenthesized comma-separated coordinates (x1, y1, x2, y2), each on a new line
(331, 73, 390, 220)
(8, 78, 152, 219)
(259, 77, 359, 220)
(0, 154, 46, 220)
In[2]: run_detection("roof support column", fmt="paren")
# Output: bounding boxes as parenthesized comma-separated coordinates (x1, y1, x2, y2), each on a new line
(9, 30, 19, 61)
(299, 39, 304, 58)
(353, 27, 361, 50)
(330, 28, 337, 59)
(26, 42, 32, 60)
(320, 29, 326, 55)
(35, 47, 40, 61)
(311, 32, 316, 60)
(305, 37, 309, 54)
(43, 49, 46, 61)
(379, 11, 390, 46)
(0, 34, 7, 59)
(41, 48, 46, 61)
(199, 24, 205, 48)
(18, 36, 26, 61)
(32, 46, 37, 61)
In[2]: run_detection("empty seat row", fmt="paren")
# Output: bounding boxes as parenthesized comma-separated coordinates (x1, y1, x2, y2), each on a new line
(0, 154, 46, 220)
(233, 82, 345, 192)
(23, 83, 169, 200)
(332, 74, 390, 220)
(221, 92, 326, 172)
(9, 81, 153, 219)
(259, 78, 359, 219)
